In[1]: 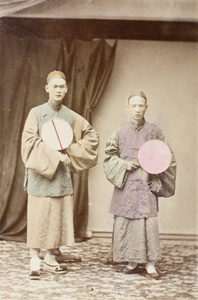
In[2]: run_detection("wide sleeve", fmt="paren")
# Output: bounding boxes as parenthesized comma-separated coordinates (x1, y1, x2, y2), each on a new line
(150, 129, 177, 198)
(21, 108, 62, 180)
(66, 115, 99, 172)
(103, 129, 128, 188)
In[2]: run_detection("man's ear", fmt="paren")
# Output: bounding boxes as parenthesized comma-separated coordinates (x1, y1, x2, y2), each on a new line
(45, 85, 49, 93)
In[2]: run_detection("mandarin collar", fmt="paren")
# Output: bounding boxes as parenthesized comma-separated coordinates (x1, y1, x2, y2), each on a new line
(48, 99, 62, 111)
(130, 118, 145, 130)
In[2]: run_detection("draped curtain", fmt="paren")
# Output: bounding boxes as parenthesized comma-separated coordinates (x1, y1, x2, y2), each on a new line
(0, 33, 117, 242)
(0, 0, 47, 17)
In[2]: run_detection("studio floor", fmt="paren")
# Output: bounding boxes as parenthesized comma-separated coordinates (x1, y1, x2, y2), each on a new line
(0, 237, 197, 300)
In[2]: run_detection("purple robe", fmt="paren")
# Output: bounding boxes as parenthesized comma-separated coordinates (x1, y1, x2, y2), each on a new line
(104, 120, 176, 219)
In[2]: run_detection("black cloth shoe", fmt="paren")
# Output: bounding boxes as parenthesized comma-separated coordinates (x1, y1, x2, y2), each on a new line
(29, 270, 40, 280)
(54, 249, 62, 256)
(55, 254, 81, 263)
(146, 272, 160, 280)
(123, 266, 138, 274)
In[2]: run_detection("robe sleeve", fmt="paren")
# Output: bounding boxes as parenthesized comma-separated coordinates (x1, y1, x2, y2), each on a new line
(66, 115, 99, 172)
(149, 129, 177, 198)
(21, 108, 62, 180)
(103, 129, 128, 188)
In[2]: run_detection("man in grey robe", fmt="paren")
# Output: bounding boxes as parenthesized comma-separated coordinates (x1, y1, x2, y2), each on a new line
(104, 91, 176, 279)
(21, 71, 99, 279)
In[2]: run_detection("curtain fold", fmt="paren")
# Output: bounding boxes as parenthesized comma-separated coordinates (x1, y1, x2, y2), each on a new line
(65, 39, 117, 238)
(0, 34, 117, 242)
(0, 0, 47, 18)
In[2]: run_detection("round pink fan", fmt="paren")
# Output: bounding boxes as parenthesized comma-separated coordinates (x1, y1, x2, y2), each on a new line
(138, 140, 171, 174)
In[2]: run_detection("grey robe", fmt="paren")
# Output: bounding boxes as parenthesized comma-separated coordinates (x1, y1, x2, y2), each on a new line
(21, 102, 99, 249)
(21, 103, 99, 196)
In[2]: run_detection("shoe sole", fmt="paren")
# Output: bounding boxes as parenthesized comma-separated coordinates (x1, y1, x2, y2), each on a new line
(43, 262, 67, 274)
(30, 275, 40, 280)
(29, 271, 40, 280)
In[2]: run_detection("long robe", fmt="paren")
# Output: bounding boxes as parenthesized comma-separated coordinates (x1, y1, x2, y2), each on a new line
(21, 102, 99, 249)
(104, 119, 176, 263)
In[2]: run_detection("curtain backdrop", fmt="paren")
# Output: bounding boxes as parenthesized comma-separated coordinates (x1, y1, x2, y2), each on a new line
(0, 0, 47, 18)
(0, 33, 117, 242)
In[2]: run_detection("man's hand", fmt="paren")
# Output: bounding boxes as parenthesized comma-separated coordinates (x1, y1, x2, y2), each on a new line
(148, 175, 162, 193)
(59, 153, 71, 166)
(126, 159, 140, 171)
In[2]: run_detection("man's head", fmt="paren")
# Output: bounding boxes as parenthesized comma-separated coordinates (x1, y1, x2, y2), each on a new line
(45, 71, 67, 102)
(127, 91, 148, 124)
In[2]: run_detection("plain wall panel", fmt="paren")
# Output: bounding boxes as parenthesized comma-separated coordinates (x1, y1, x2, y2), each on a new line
(89, 39, 197, 236)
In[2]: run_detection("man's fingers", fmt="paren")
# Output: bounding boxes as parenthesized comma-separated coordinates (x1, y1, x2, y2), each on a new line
(60, 154, 71, 165)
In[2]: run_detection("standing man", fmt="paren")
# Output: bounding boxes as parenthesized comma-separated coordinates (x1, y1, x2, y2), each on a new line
(104, 91, 176, 279)
(21, 70, 99, 279)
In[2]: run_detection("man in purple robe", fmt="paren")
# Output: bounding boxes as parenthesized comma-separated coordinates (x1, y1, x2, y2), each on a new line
(104, 91, 176, 279)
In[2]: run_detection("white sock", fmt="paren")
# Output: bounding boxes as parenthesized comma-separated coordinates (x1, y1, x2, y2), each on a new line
(127, 262, 138, 270)
(146, 262, 157, 274)
(30, 248, 40, 272)
(44, 252, 58, 266)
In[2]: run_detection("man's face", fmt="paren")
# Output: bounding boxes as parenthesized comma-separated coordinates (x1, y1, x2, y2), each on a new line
(128, 96, 147, 123)
(45, 78, 67, 102)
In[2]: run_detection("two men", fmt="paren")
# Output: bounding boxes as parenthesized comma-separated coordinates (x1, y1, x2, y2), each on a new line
(22, 72, 176, 280)
(21, 71, 99, 279)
